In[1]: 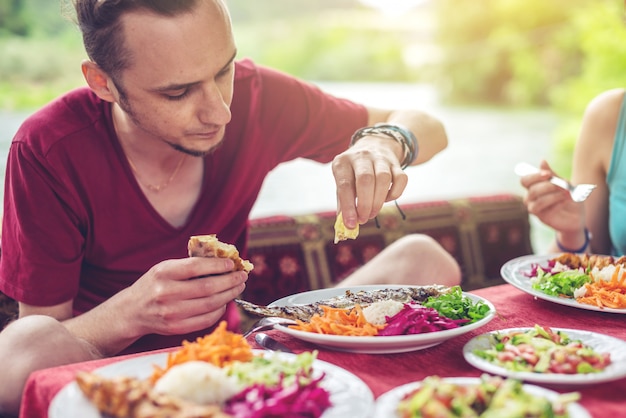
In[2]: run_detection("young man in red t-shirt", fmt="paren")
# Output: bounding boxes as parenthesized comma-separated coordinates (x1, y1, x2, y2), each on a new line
(0, 0, 460, 414)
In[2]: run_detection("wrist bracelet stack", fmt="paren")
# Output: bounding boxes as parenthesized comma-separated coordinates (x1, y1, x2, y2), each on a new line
(556, 228, 592, 253)
(350, 123, 418, 169)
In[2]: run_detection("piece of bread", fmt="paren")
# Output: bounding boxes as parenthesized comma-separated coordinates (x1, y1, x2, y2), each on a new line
(188, 234, 254, 272)
(333, 212, 359, 244)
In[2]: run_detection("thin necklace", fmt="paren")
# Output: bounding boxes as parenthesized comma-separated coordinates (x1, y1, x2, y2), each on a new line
(126, 152, 187, 193)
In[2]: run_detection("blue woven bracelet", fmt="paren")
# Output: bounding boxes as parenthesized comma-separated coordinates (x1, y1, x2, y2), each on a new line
(350, 124, 418, 169)
(376, 123, 418, 167)
(556, 228, 591, 253)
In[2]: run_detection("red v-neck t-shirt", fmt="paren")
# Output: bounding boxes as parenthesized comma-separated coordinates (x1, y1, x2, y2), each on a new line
(0, 59, 367, 353)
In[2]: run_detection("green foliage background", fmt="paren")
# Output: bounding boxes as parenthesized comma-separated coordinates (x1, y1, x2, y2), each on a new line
(430, 0, 626, 174)
(1, 0, 625, 170)
(0, 0, 419, 108)
(549, 1, 626, 174)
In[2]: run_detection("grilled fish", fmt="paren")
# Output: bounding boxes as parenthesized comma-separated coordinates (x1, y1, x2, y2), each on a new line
(235, 285, 451, 322)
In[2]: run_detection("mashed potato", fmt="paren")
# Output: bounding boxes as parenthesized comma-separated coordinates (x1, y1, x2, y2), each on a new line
(154, 361, 240, 405)
(362, 300, 404, 325)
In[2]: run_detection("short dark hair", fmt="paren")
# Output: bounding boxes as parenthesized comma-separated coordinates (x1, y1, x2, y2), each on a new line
(72, 0, 199, 82)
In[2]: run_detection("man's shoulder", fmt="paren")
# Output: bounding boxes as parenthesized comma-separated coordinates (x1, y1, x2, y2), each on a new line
(15, 87, 109, 151)
(234, 58, 301, 89)
(28, 87, 103, 123)
(234, 58, 258, 80)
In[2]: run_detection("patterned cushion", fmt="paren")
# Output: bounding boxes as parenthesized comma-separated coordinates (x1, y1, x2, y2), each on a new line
(242, 194, 533, 305)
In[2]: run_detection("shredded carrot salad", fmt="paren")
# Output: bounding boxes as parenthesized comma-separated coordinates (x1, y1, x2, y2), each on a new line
(289, 304, 383, 336)
(150, 321, 253, 383)
(577, 265, 626, 309)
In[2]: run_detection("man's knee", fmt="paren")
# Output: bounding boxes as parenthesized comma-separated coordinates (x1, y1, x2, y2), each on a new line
(0, 315, 96, 416)
(389, 234, 449, 258)
(391, 233, 436, 250)
(391, 234, 462, 286)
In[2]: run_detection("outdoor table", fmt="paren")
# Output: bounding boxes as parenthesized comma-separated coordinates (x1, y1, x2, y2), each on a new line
(20, 283, 626, 417)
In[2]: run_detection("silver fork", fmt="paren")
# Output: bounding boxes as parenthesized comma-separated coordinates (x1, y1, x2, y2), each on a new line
(242, 316, 297, 338)
(514, 162, 597, 203)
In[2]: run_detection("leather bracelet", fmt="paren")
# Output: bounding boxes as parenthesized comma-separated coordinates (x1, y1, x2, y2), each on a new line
(350, 124, 418, 169)
(375, 123, 418, 167)
(556, 228, 591, 253)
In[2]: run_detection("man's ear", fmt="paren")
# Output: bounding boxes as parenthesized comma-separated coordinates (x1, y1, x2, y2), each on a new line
(81, 60, 116, 103)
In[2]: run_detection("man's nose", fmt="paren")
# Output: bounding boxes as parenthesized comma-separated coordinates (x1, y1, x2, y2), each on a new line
(197, 83, 231, 126)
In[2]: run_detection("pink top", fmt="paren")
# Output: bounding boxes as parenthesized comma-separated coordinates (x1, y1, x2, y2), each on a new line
(0, 59, 367, 353)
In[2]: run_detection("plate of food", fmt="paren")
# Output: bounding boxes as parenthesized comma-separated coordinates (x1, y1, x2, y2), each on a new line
(374, 375, 590, 417)
(49, 322, 374, 418)
(463, 325, 626, 386)
(235, 285, 495, 354)
(501, 253, 626, 313)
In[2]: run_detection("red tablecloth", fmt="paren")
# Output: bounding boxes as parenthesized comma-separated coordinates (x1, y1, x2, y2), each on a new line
(21, 284, 626, 418)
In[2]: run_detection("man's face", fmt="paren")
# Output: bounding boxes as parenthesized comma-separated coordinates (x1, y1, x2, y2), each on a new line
(112, 1, 236, 155)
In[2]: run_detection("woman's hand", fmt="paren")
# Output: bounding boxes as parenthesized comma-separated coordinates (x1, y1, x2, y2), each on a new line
(520, 160, 586, 234)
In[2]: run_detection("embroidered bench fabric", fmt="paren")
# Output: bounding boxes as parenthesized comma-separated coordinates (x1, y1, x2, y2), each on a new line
(242, 193, 533, 305)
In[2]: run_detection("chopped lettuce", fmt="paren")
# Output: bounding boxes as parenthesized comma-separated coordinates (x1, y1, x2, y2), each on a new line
(422, 286, 491, 323)
(531, 268, 591, 297)
(228, 351, 317, 388)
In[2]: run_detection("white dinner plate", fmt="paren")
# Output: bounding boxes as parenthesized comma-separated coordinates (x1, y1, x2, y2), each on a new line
(269, 285, 496, 354)
(501, 253, 626, 314)
(49, 350, 375, 418)
(374, 377, 591, 417)
(463, 327, 626, 386)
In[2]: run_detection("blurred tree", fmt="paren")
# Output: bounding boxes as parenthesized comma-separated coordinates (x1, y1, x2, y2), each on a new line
(0, 0, 29, 36)
(229, 1, 419, 82)
(551, 1, 626, 113)
(0, 0, 74, 37)
(550, 0, 626, 175)
(431, 0, 593, 106)
(235, 19, 412, 82)
(1, 0, 422, 110)
(226, 0, 358, 21)
(430, 0, 626, 174)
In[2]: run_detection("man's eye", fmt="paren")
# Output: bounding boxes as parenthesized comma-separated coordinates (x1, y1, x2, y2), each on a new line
(165, 90, 190, 101)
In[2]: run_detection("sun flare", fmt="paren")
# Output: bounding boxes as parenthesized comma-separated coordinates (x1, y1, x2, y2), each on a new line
(358, 0, 429, 16)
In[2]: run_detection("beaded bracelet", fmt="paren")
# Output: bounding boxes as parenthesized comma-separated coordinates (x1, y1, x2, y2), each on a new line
(556, 228, 592, 253)
(350, 123, 418, 169)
